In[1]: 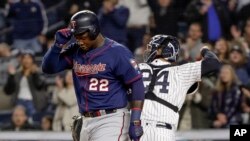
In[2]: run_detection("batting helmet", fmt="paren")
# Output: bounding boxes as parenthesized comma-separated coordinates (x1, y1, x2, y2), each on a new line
(70, 10, 100, 40)
(144, 35, 180, 63)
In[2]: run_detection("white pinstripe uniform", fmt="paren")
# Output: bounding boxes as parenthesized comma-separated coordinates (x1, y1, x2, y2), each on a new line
(139, 59, 202, 141)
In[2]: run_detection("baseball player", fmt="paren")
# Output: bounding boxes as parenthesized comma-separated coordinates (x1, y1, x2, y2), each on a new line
(42, 10, 144, 141)
(138, 35, 220, 141)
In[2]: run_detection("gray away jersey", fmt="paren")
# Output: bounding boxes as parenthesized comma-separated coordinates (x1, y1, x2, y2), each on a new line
(139, 59, 202, 126)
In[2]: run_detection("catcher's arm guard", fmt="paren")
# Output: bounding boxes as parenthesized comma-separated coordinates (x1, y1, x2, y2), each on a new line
(71, 115, 82, 141)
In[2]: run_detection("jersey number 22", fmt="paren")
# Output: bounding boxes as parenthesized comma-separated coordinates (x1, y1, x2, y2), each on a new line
(89, 78, 109, 92)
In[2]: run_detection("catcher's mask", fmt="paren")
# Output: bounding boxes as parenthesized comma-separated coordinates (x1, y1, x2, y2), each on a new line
(144, 35, 180, 63)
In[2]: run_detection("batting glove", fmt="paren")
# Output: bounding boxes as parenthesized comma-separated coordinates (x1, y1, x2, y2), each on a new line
(129, 120, 143, 141)
(55, 28, 72, 46)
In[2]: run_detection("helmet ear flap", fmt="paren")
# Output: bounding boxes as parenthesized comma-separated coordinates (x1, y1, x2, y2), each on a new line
(88, 26, 100, 40)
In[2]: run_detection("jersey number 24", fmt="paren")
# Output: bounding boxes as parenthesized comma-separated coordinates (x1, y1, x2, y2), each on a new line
(141, 70, 170, 93)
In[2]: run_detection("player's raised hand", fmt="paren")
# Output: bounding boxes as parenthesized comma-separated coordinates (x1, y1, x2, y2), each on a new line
(55, 28, 72, 47)
(200, 45, 212, 57)
(129, 120, 143, 141)
(200, 45, 210, 52)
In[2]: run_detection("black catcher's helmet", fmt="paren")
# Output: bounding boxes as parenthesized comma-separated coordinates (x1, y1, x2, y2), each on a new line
(70, 10, 100, 40)
(144, 35, 180, 63)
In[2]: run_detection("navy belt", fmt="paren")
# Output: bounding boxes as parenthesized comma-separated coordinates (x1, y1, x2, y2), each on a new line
(156, 123, 172, 129)
(82, 109, 117, 117)
(146, 122, 172, 130)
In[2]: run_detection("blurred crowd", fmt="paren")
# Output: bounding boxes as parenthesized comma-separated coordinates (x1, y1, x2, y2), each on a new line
(0, 0, 250, 132)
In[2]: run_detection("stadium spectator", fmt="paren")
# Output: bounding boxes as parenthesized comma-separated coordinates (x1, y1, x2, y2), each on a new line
(226, 0, 238, 24)
(184, 22, 204, 61)
(241, 81, 250, 124)
(230, 24, 242, 42)
(237, 1, 250, 26)
(98, 0, 129, 45)
(243, 17, 250, 50)
(41, 0, 62, 9)
(120, 0, 151, 52)
(63, 0, 83, 24)
(229, 42, 250, 84)
(0, 5, 7, 43)
(3, 50, 48, 119)
(63, 0, 102, 23)
(230, 22, 250, 57)
(52, 71, 78, 131)
(0, 43, 19, 86)
(210, 64, 242, 128)
(1, 105, 37, 131)
(184, 0, 232, 42)
(40, 115, 53, 131)
(147, 0, 180, 36)
(36, 34, 49, 56)
(40, 0, 63, 28)
(6, 0, 47, 53)
(214, 38, 230, 64)
(134, 33, 152, 63)
(236, 0, 250, 12)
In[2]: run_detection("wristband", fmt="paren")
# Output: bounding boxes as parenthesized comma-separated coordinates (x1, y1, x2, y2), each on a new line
(131, 108, 142, 122)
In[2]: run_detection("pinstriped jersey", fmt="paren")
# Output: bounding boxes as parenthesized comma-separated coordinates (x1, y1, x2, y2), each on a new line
(139, 59, 202, 126)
